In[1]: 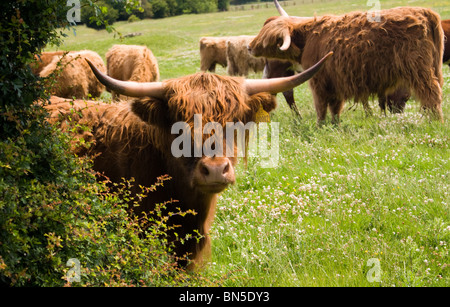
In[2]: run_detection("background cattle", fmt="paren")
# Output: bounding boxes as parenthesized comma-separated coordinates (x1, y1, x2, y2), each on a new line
(199, 36, 231, 72)
(226, 35, 265, 76)
(45, 54, 331, 270)
(39, 50, 106, 99)
(106, 44, 160, 101)
(249, 2, 445, 123)
(31, 51, 65, 75)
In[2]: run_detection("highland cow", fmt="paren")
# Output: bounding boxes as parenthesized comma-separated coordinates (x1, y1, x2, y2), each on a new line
(199, 36, 232, 72)
(248, 1, 445, 123)
(45, 53, 332, 270)
(226, 35, 265, 76)
(31, 51, 65, 75)
(39, 50, 106, 99)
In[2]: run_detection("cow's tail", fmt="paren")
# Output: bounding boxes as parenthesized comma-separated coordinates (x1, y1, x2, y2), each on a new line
(426, 9, 444, 86)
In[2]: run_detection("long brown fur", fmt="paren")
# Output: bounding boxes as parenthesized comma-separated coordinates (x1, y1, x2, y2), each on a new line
(106, 45, 160, 101)
(45, 73, 277, 270)
(249, 7, 445, 123)
(40, 50, 106, 99)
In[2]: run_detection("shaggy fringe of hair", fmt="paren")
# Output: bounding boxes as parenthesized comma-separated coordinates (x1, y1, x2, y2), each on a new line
(46, 73, 278, 158)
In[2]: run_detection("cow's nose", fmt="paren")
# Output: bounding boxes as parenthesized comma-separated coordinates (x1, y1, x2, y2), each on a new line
(199, 159, 234, 184)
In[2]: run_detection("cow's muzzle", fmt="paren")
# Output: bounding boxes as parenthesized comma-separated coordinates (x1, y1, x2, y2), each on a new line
(193, 157, 235, 194)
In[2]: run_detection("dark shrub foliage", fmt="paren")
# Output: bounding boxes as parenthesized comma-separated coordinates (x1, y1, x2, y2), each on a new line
(0, 0, 209, 286)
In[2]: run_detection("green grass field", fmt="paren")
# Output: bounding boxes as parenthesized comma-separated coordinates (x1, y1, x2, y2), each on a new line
(51, 0, 450, 286)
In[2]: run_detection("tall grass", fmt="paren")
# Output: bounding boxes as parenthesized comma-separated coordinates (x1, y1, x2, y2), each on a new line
(52, 0, 450, 286)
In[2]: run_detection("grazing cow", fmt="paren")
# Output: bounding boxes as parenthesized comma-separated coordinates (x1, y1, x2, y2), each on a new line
(226, 35, 265, 76)
(199, 36, 232, 72)
(106, 45, 160, 101)
(378, 87, 411, 115)
(379, 19, 449, 114)
(45, 53, 332, 270)
(248, 1, 445, 123)
(40, 50, 106, 99)
(31, 51, 65, 75)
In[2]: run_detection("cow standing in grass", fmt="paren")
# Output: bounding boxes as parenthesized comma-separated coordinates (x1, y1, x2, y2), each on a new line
(248, 1, 445, 123)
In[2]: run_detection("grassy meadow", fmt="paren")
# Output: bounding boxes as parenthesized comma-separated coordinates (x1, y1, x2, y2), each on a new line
(50, 0, 450, 286)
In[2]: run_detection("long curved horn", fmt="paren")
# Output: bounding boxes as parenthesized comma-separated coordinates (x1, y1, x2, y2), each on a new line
(245, 51, 333, 95)
(274, 0, 289, 17)
(85, 59, 166, 99)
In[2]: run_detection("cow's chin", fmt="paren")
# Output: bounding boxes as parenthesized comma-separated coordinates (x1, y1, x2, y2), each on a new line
(196, 182, 233, 194)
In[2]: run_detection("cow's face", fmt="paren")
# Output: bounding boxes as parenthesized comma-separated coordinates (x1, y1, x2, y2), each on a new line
(130, 73, 277, 195)
(85, 55, 331, 194)
(248, 16, 303, 62)
(387, 88, 410, 114)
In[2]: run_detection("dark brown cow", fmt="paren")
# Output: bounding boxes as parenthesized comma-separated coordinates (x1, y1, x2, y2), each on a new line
(248, 1, 445, 123)
(443, 19, 450, 65)
(263, 59, 301, 117)
(45, 53, 332, 270)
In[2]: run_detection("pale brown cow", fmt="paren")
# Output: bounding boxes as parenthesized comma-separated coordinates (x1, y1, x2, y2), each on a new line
(39, 50, 106, 99)
(45, 53, 332, 270)
(199, 36, 231, 72)
(106, 45, 160, 101)
(226, 35, 265, 76)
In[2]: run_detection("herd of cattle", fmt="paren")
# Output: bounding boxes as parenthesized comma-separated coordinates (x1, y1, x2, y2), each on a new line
(37, 1, 450, 270)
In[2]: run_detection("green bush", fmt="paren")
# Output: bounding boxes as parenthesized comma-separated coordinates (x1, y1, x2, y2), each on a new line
(81, 1, 119, 30)
(0, 0, 210, 287)
(128, 14, 140, 23)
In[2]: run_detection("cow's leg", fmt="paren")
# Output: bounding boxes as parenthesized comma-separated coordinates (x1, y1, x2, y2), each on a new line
(328, 99, 345, 125)
(378, 93, 387, 116)
(413, 79, 443, 122)
(312, 90, 328, 125)
(361, 99, 372, 117)
(208, 62, 216, 73)
(283, 90, 301, 118)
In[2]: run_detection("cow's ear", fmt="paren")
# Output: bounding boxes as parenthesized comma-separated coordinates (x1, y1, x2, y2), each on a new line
(292, 28, 306, 50)
(130, 97, 170, 127)
(248, 92, 278, 115)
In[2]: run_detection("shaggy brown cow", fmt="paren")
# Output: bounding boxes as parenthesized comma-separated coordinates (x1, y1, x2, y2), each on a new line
(40, 50, 106, 99)
(248, 1, 445, 123)
(226, 35, 265, 76)
(106, 45, 160, 101)
(46, 53, 332, 270)
(199, 36, 232, 72)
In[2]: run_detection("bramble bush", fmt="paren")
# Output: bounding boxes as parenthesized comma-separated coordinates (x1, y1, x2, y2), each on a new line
(0, 0, 210, 287)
